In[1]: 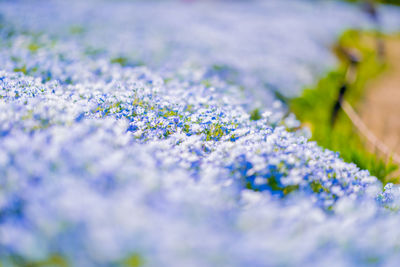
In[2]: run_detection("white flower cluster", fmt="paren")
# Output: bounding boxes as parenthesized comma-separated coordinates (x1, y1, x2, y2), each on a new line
(0, 1, 400, 266)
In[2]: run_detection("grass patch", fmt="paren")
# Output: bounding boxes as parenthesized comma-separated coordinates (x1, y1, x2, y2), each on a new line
(290, 29, 398, 183)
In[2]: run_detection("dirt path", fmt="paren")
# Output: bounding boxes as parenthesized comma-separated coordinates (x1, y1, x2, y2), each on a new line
(359, 36, 400, 161)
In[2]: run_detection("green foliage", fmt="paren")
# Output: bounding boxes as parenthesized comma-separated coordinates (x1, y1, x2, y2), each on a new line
(28, 42, 40, 53)
(201, 79, 212, 88)
(6, 254, 68, 267)
(111, 56, 129, 66)
(162, 109, 178, 118)
(344, 0, 400, 6)
(110, 56, 144, 67)
(121, 253, 144, 267)
(250, 108, 262, 121)
(290, 30, 398, 183)
(13, 64, 27, 75)
(205, 123, 225, 141)
(381, 0, 400, 5)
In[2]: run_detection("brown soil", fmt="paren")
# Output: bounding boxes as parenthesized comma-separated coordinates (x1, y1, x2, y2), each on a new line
(359, 36, 400, 161)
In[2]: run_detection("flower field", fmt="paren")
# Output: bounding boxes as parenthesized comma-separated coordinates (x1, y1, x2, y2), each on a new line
(1, 0, 400, 266)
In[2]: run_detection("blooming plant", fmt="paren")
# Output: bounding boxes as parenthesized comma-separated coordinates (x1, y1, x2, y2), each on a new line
(0, 1, 400, 266)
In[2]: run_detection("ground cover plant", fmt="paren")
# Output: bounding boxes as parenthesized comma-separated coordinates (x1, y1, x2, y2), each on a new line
(0, 1, 400, 266)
